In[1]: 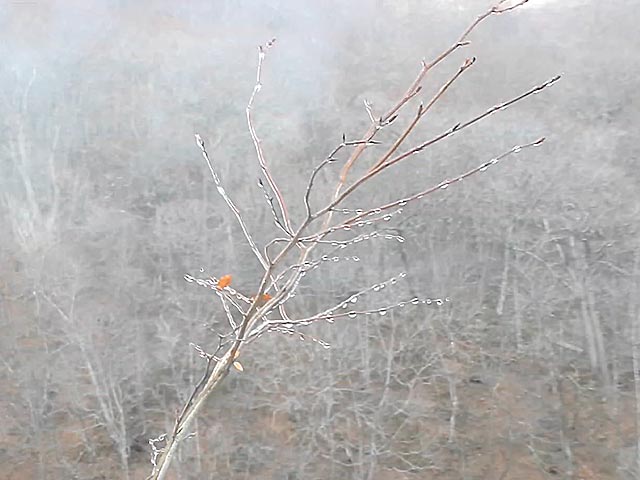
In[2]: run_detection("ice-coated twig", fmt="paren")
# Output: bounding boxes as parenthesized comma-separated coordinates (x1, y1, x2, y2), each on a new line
(247, 38, 293, 234)
(247, 271, 413, 340)
(257, 178, 290, 237)
(338, 0, 531, 185)
(300, 209, 406, 243)
(249, 292, 450, 344)
(369, 56, 476, 173)
(310, 75, 560, 223)
(376, 75, 561, 173)
(303, 136, 382, 218)
(194, 134, 269, 270)
(363, 99, 377, 124)
(311, 138, 546, 240)
(147, 434, 167, 478)
(217, 294, 238, 330)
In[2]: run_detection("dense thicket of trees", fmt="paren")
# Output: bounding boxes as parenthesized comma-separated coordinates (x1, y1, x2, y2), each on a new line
(1, 1, 638, 479)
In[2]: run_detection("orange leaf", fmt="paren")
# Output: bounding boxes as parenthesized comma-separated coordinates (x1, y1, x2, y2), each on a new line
(217, 275, 232, 289)
(251, 293, 272, 306)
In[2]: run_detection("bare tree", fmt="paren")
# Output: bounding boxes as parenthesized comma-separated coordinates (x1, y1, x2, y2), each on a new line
(146, 1, 560, 478)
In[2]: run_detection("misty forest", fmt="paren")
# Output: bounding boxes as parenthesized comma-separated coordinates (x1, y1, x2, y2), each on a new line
(1, 0, 639, 479)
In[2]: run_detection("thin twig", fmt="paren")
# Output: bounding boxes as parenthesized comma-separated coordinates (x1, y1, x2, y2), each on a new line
(312, 75, 560, 220)
(338, 0, 529, 184)
(195, 134, 269, 270)
(368, 56, 476, 173)
(247, 38, 293, 234)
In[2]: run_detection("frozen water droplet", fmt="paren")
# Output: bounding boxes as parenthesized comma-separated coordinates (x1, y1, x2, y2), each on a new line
(399, 201, 407, 206)
(332, 256, 340, 262)
(331, 242, 338, 247)
(199, 267, 205, 273)
(513, 146, 522, 153)
(440, 183, 449, 190)
(341, 303, 348, 309)
(479, 166, 488, 172)
(355, 209, 364, 214)
(445, 297, 451, 302)
(350, 296, 358, 303)
(321, 255, 329, 261)
(352, 256, 360, 262)
(390, 278, 397, 285)
(411, 297, 420, 305)
(399, 302, 406, 308)
(373, 285, 381, 292)
(384, 215, 392, 221)
(396, 236, 405, 243)
(436, 299, 443, 305)
(348, 311, 357, 318)
(357, 221, 365, 227)
(343, 225, 351, 231)
(426, 299, 432, 305)
(378, 309, 388, 316)
(399, 272, 407, 278)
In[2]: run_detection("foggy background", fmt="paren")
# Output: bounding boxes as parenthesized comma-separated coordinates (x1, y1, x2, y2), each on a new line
(1, 0, 639, 479)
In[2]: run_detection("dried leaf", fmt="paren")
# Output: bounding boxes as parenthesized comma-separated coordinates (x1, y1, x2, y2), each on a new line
(250, 293, 272, 306)
(217, 275, 232, 289)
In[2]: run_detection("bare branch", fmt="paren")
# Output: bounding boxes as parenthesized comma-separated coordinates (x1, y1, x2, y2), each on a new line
(338, 0, 530, 184)
(247, 38, 294, 234)
(369, 56, 477, 173)
(311, 75, 560, 220)
(148, 2, 554, 478)
(195, 134, 270, 270)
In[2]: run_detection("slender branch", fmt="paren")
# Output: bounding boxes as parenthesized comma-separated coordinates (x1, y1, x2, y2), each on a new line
(310, 138, 546, 241)
(304, 137, 381, 218)
(247, 38, 293, 234)
(338, 0, 529, 184)
(257, 177, 290, 236)
(195, 134, 269, 270)
(381, 75, 561, 172)
(312, 75, 560, 221)
(368, 56, 476, 173)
